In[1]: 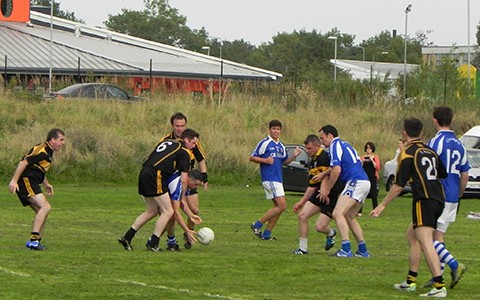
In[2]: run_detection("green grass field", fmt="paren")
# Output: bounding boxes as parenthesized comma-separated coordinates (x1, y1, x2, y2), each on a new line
(1, 184, 478, 299)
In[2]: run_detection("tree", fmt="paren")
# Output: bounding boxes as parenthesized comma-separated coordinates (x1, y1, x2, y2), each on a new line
(104, 0, 207, 49)
(31, 0, 83, 22)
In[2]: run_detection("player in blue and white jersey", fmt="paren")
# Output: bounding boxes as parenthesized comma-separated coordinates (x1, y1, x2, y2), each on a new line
(425, 106, 469, 288)
(250, 119, 300, 240)
(318, 124, 371, 258)
(163, 169, 204, 251)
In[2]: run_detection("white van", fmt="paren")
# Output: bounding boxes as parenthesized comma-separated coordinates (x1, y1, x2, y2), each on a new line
(460, 126, 480, 149)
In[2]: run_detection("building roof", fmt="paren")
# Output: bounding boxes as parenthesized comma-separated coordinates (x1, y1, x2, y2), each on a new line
(0, 11, 282, 81)
(331, 59, 418, 81)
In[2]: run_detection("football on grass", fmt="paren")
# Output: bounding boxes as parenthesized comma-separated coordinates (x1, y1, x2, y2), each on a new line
(196, 227, 215, 245)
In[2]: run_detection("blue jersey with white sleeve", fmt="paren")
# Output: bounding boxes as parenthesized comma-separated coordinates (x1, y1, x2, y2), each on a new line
(251, 136, 287, 182)
(329, 137, 369, 183)
(428, 130, 470, 203)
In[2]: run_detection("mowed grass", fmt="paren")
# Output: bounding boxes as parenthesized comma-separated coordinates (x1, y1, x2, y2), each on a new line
(0, 184, 479, 299)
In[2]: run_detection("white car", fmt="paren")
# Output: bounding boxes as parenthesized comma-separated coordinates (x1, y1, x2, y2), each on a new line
(382, 148, 480, 199)
(460, 125, 480, 149)
(382, 151, 411, 194)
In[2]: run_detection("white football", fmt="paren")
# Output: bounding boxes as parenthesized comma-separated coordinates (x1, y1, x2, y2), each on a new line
(197, 227, 215, 245)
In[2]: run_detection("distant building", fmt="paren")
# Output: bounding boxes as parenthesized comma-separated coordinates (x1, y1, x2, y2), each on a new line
(422, 46, 478, 67)
(330, 59, 417, 81)
(0, 10, 282, 95)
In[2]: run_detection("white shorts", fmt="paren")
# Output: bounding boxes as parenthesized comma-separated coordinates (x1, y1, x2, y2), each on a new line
(167, 173, 192, 201)
(262, 181, 285, 200)
(436, 202, 458, 233)
(341, 180, 371, 204)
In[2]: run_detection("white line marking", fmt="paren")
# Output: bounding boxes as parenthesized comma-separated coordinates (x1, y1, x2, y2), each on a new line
(0, 267, 31, 277)
(115, 279, 241, 300)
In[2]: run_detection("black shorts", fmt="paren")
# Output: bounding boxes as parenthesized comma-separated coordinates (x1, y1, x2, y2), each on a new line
(138, 167, 169, 197)
(16, 176, 42, 207)
(188, 188, 198, 196)
(412, 199, 444, 229)
(308, 190, 340, 219)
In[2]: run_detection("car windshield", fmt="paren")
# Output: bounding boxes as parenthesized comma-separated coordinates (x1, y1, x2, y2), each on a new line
(467, 150, 480, 168)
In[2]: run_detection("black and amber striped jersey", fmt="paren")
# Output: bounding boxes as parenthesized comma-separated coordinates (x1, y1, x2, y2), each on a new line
(21, 141, 54, 183)
(142, 140, 191, 175)
(159, 132, 206, 164)
(308, 148, 330, 187)
(308, 147, 345, 194)
(395, 139, 447, 203)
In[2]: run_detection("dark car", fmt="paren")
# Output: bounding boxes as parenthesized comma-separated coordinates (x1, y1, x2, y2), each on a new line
(282, 144, 309, 193)
(45, 83, 142, 101)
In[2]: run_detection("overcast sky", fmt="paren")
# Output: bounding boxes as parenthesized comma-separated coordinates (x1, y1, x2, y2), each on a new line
(60, 0, 479, 47)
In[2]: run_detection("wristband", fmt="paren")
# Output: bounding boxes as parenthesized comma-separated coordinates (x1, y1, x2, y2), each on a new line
(201, 172, 208, 183)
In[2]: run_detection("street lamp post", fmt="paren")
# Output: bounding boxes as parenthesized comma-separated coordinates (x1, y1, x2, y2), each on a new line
(403, 4, 412, 101)
(201, 46, 210, 56)
(467, 0, 471, 90)
(328, 36, 338, 81)
(354, 45, 365, 61)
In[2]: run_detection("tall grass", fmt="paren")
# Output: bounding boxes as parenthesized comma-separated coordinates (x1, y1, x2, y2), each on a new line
(1, 88, 479, 185)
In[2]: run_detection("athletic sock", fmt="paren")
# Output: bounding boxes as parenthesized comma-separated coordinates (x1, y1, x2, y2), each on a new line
(149, 234, 160, 247)
(167, 235, 177, 246)
(299, 238, 308, 252)
(30, 232, 40, 241)
(406, 271, 418, 284)
(357, 240, 367, 253)
(254, 220, 263, 229)
(433, 276, 445, 289)
(328, 229, 335, 237)
(434, 240, 459, 271)
(124, 227, 137, 241)
(341, 240, 351, 252)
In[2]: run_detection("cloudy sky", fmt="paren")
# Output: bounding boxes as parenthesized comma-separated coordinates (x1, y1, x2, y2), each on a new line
(60, 0, 479, 47)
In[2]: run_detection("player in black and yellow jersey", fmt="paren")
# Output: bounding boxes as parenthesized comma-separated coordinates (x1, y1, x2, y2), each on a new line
(292, 134, 345, 254)
(8, 128, 65, 250)
(118, 128, 200, 252)
(371, 117, 448, 298)
(160, 112, 208, 250)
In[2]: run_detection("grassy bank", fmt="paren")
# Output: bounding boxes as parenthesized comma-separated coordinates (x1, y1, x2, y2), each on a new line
(0, 90, 479, 185)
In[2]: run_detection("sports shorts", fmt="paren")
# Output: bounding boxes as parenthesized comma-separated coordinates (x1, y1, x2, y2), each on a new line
(308, 190, 339, 219)
(261, 181, 285, 200)
(412, 199, 444, 229)
(16, 176, 42, 207)
(341, 179, 370, 203)
(138, 167, 168, 197)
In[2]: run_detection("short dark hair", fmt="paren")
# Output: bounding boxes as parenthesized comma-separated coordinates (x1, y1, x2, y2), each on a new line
(188, 169, 203, 182)
(433, 106, 453, 127)
(170, 112, 187, 125)
(304, 134, 321, 145)
(269, 119, 282, 129)
(180, 128, 199, 140)
(47, 128, 65, 141)
(404, 117, 423, 138)
(364, 141, 376, 152)
(319, 124, 338, 137)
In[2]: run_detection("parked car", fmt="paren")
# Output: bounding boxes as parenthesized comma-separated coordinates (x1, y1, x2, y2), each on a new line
(382, 150, 411, 194)
(464, 149, 480, 198)
(44, 83, 143, 101)
(282, 144, 309, 193)
(382, 148, 480, 199)
(460, 125, 480, 149)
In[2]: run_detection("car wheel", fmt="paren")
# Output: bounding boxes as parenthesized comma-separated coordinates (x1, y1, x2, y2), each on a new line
(386, 176, 394, 192)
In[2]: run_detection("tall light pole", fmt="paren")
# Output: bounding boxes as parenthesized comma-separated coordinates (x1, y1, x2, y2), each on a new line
(48, 0, 54, 93)
(328, 36, 338, 81)
(357, 45, 365, 62)
(467, 0, 471, 90)
(403, 4, 412, 101)
(201, 46, 210, 56)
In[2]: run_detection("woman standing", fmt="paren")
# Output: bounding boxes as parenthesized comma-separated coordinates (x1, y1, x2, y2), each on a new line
(358, 142, 381, 216)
